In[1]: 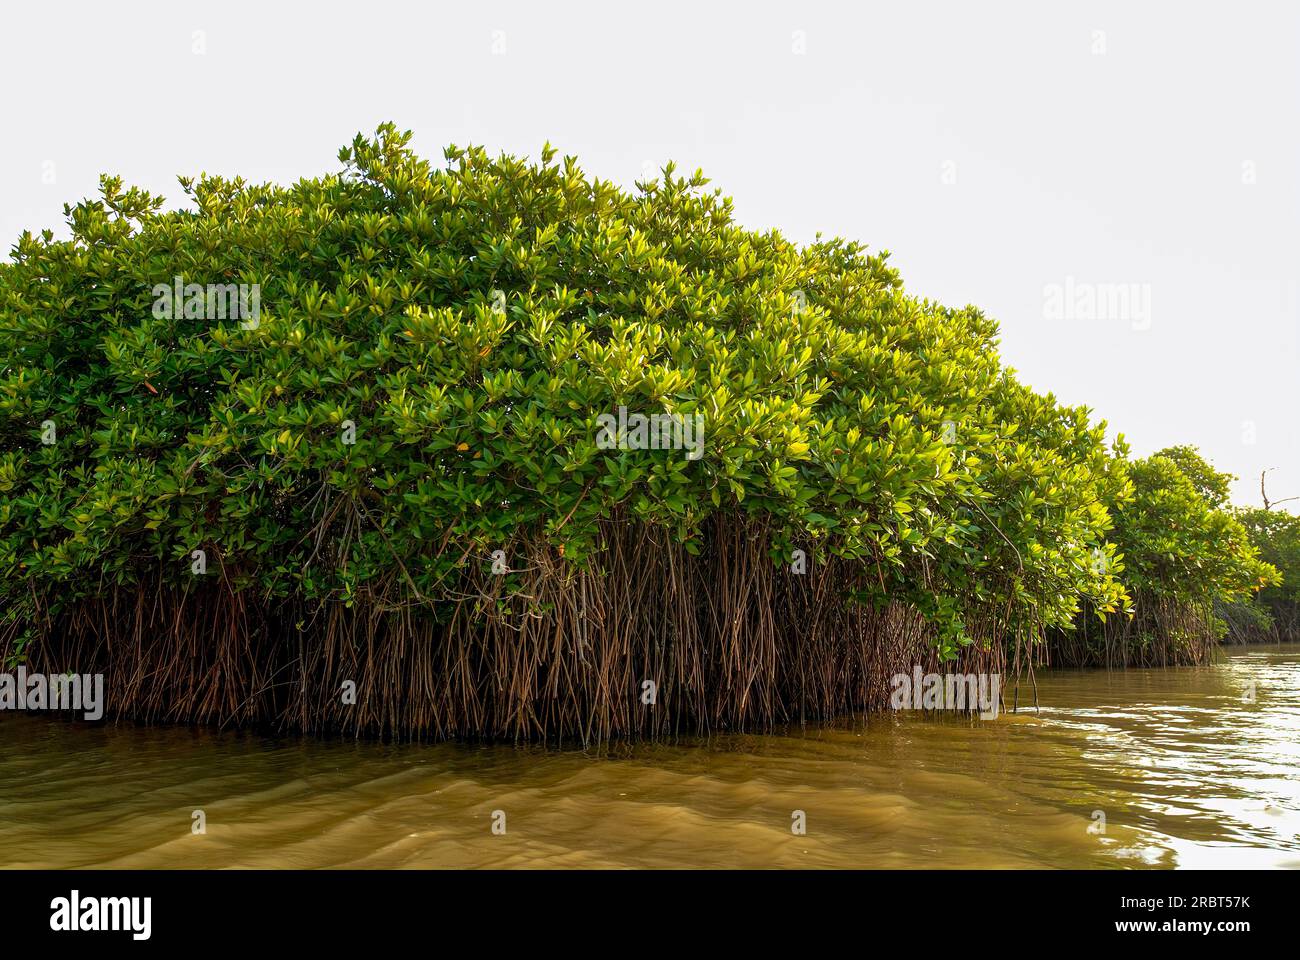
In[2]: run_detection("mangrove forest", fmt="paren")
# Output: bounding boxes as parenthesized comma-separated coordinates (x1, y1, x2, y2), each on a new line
(2, 123, 1297, 742)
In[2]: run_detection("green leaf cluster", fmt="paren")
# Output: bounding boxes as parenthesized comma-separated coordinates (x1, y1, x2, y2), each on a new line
(0, 125, 1272, 659)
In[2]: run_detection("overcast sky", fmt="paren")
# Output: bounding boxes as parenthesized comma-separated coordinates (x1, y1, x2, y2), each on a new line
(3, 0, 1296, 507)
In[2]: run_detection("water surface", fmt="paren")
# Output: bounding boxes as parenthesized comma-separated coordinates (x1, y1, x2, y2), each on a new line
(2, 646, 1298, 868)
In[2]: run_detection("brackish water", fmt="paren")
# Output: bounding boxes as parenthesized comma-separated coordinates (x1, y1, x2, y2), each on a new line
(2, 646, 1298, 869)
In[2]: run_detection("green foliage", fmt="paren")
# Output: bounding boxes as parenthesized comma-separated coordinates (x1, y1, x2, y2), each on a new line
(1236, 507, 1300, 603)
(1106, 451, 1277, 605)
(1231, 506, 1300, 639)
(0, 124, 1274, 668)
(1152, 444, 1234, 509)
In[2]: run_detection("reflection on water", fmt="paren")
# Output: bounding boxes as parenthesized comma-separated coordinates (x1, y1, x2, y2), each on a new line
(2, 646, 1298, 869)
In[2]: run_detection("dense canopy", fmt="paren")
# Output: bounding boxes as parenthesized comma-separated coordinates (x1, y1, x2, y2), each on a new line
(0, 124, 1283, 737)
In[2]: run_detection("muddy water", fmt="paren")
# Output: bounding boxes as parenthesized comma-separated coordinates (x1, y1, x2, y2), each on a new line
(1, 646, 1298, 869)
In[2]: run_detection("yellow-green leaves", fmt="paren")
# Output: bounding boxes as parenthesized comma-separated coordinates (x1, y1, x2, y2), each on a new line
(0, 122, 1257, 669)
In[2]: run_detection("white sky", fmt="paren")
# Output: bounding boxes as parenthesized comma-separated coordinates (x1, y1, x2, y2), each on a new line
(3, 0, 1297, 508)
